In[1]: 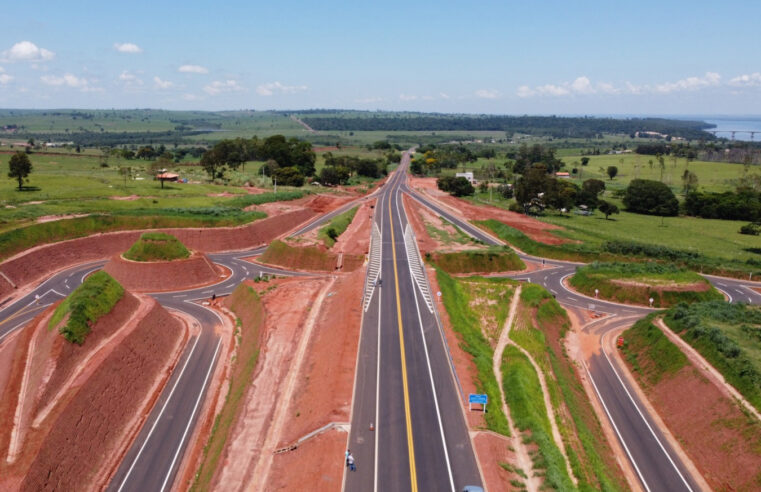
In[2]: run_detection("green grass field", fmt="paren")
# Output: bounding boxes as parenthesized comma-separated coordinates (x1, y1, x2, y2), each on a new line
(317, 206, 358, 247)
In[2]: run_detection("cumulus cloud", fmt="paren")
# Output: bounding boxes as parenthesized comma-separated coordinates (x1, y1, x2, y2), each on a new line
(40, 73, 101, 92)
(1, 41, 54, 62)
(153, 76, 174, 89)
(475, 89, 500, 99)
(256, 81, 307, 96)
(204, 79, 244, 95)
(119, 70, 143, 87)
(114, 42, 142, 53)
(729, 72, 761, 87)
(0, 73, 12, 84)
(439, 92, 450, 99)
(653, 72, 720, 93)
(398, 93, 418, 101)
(178, 64, 208, 74)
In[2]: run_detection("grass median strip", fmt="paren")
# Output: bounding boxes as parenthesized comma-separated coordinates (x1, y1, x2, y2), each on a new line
(192, 284, 264, 491)
(317, 205, 358, 247)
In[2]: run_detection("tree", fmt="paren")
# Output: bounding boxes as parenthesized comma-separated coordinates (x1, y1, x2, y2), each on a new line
(606, 165, 618, 180)
(580, 156, 590, 166)
(437, 176, 474, 196)
(623, 179, 679, 216)
(598, 200, 619, 219)
(8, 152, 32, 190)
(272, 166, 305, 187)
(515, 163, 551, 205)
(319, 166, 350, 186)
(681, 170, 698, 194)
(200, 147, 226, 180)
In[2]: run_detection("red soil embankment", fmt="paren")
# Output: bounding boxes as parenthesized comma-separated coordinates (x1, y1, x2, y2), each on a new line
(259, 240, 364, 273)
(0, 292, 185, 491)
(104, 252, 223, 292)
(332, 199, 376, 256)
(408, 176, 568, 245)
(260, 267, 366, 490)
(0, 207, 315, 302)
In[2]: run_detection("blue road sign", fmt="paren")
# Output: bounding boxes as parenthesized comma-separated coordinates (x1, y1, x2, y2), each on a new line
(468, 393, 488, 405)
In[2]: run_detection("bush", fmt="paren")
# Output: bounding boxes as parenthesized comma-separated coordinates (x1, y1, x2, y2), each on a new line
(437, 176, 475, 197)
(272, 166, 305, 187)
(740, 223, 760, 236)
(124, 232, 191, 261)
(623, 179, 679, 216)
(48, 271, 125, 345)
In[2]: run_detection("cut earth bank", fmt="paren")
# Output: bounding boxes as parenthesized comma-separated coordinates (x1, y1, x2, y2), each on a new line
(0, 193, 355, 303)
(184, 268, 364, 491)
(0, 287, 186, 490)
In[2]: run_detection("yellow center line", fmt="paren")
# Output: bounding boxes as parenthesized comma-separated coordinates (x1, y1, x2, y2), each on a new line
(0, 303, 41, 328)
(388, 194, 418, 492)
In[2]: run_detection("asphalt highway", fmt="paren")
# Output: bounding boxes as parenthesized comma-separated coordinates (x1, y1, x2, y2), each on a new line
(345, 156, 481, 492)
(0, 245, 310, 492)
(401, 178, 761, 492)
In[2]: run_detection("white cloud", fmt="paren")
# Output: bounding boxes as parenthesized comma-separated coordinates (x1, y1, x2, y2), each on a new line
(570, 76, 594, 94)
(475, 89, 500, 99)
(256, 81, 307, 96)
(398, 93, 418, 101)
(729, 72, 761, 87)
(516, 85, 535, 98)
(182, 93, 201, 101)
(439, 92, 450, 99)
(597, 82, 620, 94)
(119, 70, 143, 87)
(40, 73, 101, 92)
(654, 72, 720, 93)
(0, 74, 12, 84)
(204, 79, 244, 95)
(178, 64, 208, 74)
(536, 84, 570, 96)
(1, 41, 54, 62)
(114, 42, 142, 54)
(153, 76, 174, 89)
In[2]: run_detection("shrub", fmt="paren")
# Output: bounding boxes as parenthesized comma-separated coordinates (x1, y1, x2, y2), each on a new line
(740, 223, 761, 236)
(124, 232, 191, 261)
(49, 271, 125, 345)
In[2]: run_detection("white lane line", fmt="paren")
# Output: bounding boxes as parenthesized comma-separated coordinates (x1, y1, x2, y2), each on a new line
(172, 294, 187, 298)
(160, 337, 222, 492)
(394, 186, 455, 492)
(600, 331, 694, 492)
(201, 290, 213, 294)
(567, 297, 577, 302)
(117, 334, 201, 492)
(749, 297, 753, 303)
(80, 266, 101, 284)
(374, 183, 386, 492)
(0, 320, 30, 344)
(550, 289, 557, 295)
(582, 358, 651, 492)
(716, 288, 733, 303)
(717, 282, 726, 287)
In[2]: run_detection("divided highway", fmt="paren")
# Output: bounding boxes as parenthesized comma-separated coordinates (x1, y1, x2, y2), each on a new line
(403, 173, 761, 492)
(345, 157, 481, 491)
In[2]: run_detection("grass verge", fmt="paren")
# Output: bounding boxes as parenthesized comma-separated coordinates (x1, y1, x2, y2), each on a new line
(123, 232, 191, 261)
(664, 301, 761, 412)
(259, 239, 336, 271)
(191, 283, 265, 491)
(570, 262, 723, 308)
(428, 247, 525, 274)
(511, 283, 628, 491)
(621, 315, 688, 387)
(48, 271, 124, 345)
(435, 268, 511, 435)
(317, 206, 358, 248)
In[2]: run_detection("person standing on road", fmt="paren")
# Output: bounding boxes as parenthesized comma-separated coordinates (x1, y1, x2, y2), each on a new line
(347, 453, 356, 471)
(345, 449, 350, 467)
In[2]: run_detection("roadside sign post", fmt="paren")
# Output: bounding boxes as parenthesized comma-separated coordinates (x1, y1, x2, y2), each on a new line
(468, 393, 488, 412)
(437, 291, 442, 302)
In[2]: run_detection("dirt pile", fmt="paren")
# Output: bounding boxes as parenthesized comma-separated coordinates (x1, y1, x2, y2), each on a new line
(304, 194, 355, 213)
(104, 252, 223, 292)
(0, 291, 185, 491)
(408, 176, 568, 245)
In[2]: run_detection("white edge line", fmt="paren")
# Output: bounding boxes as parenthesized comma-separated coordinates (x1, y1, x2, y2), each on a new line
(582, 358, 651, 492)
(715, 287, 733, 303)
(374, 189, 385, 492)
(394, 185, 455, 492)
(600, 331, 695, 492)
(80, 266, 102, 284)
(117, 334, 201, 492)
(160, 337, 222, 492)
(0, 320, 30, 344)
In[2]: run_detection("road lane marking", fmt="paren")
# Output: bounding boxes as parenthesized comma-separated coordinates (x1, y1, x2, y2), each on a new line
(600, 330, 695, 492)
(581, 358, 651, 492)
(117, 334, 201, 492)
(395, 186, 455, 491)
(388, 195, 419, 492)
(160, 337, 222, 492)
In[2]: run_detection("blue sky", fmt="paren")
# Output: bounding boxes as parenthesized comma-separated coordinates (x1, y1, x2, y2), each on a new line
(0, 0, 759, 114)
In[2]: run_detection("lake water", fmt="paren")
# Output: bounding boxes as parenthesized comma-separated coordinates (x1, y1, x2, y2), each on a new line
(702, 117, 761, 141)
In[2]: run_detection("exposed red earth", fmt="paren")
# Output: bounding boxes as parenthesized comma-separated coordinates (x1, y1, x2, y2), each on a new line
(0, 291, 186, 491)
(0, 208, 315, 304)
(103, 251, 225, 292)
(407, 176, 569, 245)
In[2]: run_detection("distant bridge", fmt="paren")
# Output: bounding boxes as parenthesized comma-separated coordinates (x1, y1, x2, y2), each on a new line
(705, 129, 758, 141)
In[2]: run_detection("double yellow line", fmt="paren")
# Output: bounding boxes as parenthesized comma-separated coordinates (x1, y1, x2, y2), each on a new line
(388, 193, 419, 491)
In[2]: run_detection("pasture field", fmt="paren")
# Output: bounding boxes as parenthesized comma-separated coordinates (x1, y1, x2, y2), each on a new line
(541, 210, 760, 263)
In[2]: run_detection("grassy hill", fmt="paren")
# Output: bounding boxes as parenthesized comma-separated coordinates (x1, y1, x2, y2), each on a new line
(124, 232, 190, 262)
